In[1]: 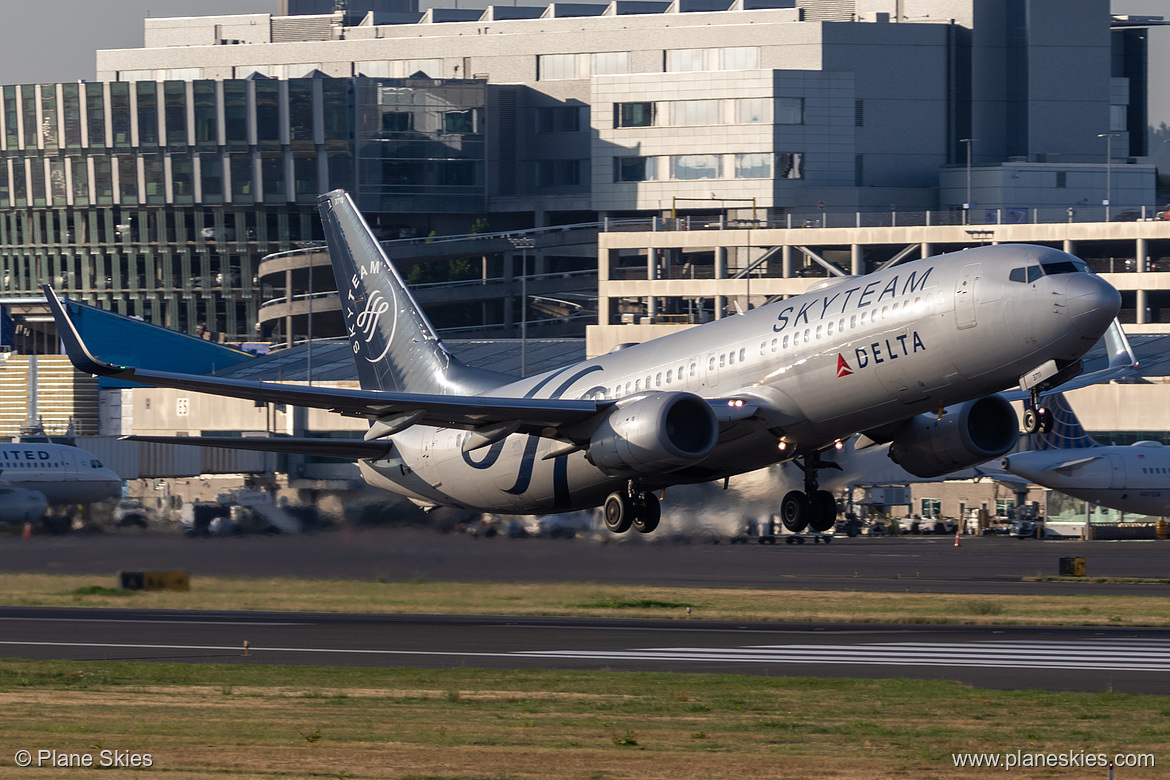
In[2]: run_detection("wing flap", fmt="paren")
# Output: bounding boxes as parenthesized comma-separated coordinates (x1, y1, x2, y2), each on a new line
(123, 435, 394, 460)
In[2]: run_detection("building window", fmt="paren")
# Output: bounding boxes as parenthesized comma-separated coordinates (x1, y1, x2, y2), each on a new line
(163, 82, 188, 147)
(670, 100, 721, 126)
(198, 153, 222, 203)
(777, 97, 804, 125)
(666, 49, 708, 73)
(136, 81, 159, 147)
(1056, 171, 1067, 188)
(537, 159, 584, 187)
(116, 155, 137, 204)
(592, 52, 630, 76)
(995, 499, 1011, 516)
(670, 154, 721, 180)
(192, 81, 218, 146)
(720, 47, 759, 70)
(382, 111, 413, 132)
(1110, 104, 1127, 132)
(538, 54, 579, 81)
(736, 98, 769, 124)
(615, 101, 655, 128)
(855, 154, 864, 187)
(921, 498, 941, 518)
(777, 152, 804, 179)
(109, 82, 131, 147)
(405, 59, 442, 78)
(855, 98, 864, 127)
(614, 156, 656, 182)
(443, 110, 475, 133)
(734, 153, 771, 179)
(537, 106, 583, 133)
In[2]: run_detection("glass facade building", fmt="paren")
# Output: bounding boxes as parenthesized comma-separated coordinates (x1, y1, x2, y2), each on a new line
(0, 76, 485, 341)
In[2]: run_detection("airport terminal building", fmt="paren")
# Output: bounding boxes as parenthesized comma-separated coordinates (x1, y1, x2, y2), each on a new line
(0, 0, 1160, 343)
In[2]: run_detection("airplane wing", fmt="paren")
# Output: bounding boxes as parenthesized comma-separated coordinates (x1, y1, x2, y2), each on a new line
(44, 285, 607, 440)
(122, 435, 396, 459)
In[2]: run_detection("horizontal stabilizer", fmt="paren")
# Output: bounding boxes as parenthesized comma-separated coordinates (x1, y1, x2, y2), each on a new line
(122, 435, 393, 460)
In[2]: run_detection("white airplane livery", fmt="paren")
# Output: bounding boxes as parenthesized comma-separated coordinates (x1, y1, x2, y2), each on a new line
(1003, 393, 1170, 517)
(45, 190, 1121, 535)
(0, 442, 122, 524)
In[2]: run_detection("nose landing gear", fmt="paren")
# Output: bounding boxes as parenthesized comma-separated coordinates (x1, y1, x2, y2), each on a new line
(1022, 388, 1054, 435)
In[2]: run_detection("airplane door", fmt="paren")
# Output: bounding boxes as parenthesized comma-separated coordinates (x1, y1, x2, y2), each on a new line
(1108, 452, 1125, 489)
(954, 262, 981, 330)
(703, 351, 719, 388)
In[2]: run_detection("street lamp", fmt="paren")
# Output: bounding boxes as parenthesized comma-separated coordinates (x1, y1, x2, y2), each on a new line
(960, 138, 976, 225)
(1097, 132, 1121, 221)
(510, 237, 535, 377)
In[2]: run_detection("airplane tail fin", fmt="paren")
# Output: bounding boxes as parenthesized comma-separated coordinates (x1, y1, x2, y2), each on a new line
(1027, 392, 1100, 451)
(317, 190, 503, 395)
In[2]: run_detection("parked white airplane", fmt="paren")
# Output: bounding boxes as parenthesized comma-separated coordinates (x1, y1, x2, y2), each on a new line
(0, 442, 122, 524)
(1002, 393, 1170, 516)
(45, 191, 1120, 535)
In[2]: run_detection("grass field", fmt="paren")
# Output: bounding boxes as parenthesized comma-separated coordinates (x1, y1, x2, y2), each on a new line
(0, 660, 1165, 779)
(4, 572, 1170, 627)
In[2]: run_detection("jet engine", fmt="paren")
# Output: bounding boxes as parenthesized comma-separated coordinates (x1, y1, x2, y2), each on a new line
(588, 392, 718, 475)
(887, 395, 1018, 478)
(0, 487, 49, 525)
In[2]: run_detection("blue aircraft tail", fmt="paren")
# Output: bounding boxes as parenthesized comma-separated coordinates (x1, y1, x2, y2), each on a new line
(1027, 392, 1099, 451)
(317, 190, 506, 395)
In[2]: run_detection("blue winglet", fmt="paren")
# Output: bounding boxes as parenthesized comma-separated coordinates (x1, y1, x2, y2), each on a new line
(41, 284, 124, 377)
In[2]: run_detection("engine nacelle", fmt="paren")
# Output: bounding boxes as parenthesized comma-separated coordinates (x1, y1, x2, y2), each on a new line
(887, 395, 1018, 478)
(0, 487, 48, 525)
(588, 392, 718, 475)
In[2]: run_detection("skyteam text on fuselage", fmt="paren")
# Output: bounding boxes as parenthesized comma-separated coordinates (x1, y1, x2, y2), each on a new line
(43, 190, 1121, 536)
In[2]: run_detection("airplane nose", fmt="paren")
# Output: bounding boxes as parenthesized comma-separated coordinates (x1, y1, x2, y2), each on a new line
(1061, 273, 1121, 338)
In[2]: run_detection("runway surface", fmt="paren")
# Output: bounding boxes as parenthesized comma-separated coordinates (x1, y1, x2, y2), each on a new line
(2, 528, 1169, 595)
(1, 606, 1165, 694)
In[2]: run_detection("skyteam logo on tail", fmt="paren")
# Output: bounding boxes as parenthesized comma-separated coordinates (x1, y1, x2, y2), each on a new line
(347, 262, 397, 363)
(836, 354, 853, 377)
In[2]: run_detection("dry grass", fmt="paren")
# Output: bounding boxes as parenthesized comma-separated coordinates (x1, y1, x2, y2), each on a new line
(0, 661, 1165, 779)
(3, 573, 1170, 627)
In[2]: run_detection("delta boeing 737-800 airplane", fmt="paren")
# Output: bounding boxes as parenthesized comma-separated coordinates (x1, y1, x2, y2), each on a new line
(44, 190, 1121, 535)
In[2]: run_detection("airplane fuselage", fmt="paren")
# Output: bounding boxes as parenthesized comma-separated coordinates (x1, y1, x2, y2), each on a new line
(365, 244, 1116, 514)
(1004, 442, 1170, 517)
(0, 443, 123, 507)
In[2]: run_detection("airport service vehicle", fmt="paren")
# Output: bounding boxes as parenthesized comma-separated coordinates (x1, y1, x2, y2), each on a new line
(1003, 393, 1170, 516)
(45, 190, 1120, 536)
(0, 442, 122, 525)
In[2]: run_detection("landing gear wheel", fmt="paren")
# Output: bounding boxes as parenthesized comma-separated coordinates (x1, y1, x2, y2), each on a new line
(1037, 407, 1054, 434)
(603, 492, 633, 534)
(1022, 408, 1041, 435)
(780, 490, 810, 533)
(808, 490, 838, 533)
(632, 493, 661, 534)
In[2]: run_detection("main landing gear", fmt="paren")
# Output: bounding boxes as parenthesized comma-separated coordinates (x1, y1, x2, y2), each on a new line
(1021, 388, 1054, 435)
(603, 481, 661, 535)
(780, 451, 841, 534)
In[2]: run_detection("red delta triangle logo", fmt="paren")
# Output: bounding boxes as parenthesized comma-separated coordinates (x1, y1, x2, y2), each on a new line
(836, 354, 853, 378)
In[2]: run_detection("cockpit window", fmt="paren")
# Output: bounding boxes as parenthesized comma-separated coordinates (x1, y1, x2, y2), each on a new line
(91, 459, 103, 468)
(1027, 265, 1042, 282)
(1041, 260, 1088, 276)
(1009, 267, 1026, 283)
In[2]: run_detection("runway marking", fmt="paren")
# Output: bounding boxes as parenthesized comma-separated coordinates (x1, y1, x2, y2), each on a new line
(2, 638, 1169, 672)
(515, 639, 1170, 672)
(0, 617, 305, 626)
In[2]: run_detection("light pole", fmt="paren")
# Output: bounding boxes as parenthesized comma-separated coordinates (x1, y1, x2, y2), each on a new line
(960, 138, 976, 225)
(510, 237, 534, 377)
(1098, 132, 1121, 221)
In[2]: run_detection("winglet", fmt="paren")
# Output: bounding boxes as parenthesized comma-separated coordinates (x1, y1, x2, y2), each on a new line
(41, 284, 124, 377)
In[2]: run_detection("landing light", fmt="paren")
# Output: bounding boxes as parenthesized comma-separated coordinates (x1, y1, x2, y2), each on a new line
(727, 399, 745, 408)
(834, 440, 844, 450)
(777, 439, 789, 451)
